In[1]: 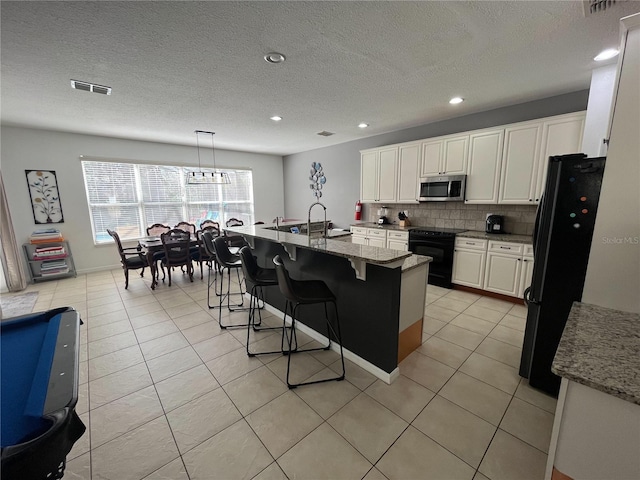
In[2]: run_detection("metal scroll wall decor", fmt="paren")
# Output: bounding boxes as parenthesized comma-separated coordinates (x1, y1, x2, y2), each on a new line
(309, 162, 326, 199)
(25, 170, 65, 224)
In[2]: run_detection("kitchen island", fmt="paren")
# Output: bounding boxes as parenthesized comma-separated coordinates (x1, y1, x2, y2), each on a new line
(225, 224, 431, 383)
(545, 302, 639, 480)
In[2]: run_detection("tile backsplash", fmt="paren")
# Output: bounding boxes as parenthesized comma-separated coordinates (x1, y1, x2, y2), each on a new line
(364, 202, 537, 235)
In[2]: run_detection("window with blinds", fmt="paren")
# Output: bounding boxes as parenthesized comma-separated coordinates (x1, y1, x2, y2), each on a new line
(82, 161, 254, 243)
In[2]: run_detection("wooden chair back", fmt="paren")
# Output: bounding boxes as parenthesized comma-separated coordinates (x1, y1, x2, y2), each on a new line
(147, 223, 170, 237)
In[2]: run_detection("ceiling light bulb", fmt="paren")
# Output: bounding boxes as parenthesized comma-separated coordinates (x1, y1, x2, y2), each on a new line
(449, 97, 464, 105)
(264, 52, 286, 64)
(358, 123, 369, 128)
(594, 48, 619, 61)
(270, 116, 283, 121)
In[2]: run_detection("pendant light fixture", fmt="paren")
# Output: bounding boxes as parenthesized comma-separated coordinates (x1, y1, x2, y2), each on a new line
(187, 130, 230, 185)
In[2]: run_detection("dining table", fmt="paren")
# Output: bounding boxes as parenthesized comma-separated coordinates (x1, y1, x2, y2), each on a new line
(139, 235, 198, 289)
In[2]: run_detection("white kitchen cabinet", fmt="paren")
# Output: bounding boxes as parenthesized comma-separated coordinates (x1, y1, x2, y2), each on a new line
(484, 241, 523, 297)
(499, 122, 542, 204)
(535, 113, 586, 202)
(360, 147, 398, 203)
(518, 255, 534, 299)
(350, 226, 388, 247)
(387, 231, 409, 251)
(397, 143, 420, 203)
(420, 135, 468, 176)
(452, 237, 488, 289)
(465, 130, 504, 204)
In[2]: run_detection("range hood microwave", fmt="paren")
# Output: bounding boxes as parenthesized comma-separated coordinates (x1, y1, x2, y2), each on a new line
(419, 175, 466, 202)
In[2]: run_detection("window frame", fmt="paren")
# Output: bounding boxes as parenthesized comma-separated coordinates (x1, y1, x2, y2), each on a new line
(81, 159, 254, 244)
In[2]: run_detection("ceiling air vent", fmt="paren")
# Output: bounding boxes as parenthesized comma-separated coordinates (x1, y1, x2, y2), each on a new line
(317, 131, 335, 137)
(70, 80, 112, 95)
(583, 0, 626, 16)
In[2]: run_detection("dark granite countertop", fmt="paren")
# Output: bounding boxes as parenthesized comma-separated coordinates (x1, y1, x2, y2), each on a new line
(552, 302, 640, 405)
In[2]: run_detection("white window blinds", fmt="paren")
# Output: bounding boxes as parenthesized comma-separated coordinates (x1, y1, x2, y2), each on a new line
(81, 160, 254, 243)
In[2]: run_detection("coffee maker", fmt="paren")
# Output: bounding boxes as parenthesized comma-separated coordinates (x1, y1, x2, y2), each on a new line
(486, 214, 505, 233)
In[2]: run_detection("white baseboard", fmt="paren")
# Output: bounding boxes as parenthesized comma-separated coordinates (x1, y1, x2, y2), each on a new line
(253, 295, 399, 385)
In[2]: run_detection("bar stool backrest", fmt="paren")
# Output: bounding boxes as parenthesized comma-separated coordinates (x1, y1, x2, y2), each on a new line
(201, 231, 217, 257)
(272, 255, 297, 302)
(239, 246, 258, 283)
(213, 236, 236, 267)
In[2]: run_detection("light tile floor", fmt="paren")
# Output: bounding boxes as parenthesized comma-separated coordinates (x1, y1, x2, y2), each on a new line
(10, 267, 557, 480)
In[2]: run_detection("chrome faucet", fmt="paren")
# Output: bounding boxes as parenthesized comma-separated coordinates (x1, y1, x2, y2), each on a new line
(307, 202, 327, 238)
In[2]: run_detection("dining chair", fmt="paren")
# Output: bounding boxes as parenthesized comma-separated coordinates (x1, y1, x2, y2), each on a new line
(200, 220, 220, 232)
(146, 224, 170, 280)
(146, 223, 171, 237)
(174, 222, 196, 236)
(160, 229, 193, 286)
(225, 218, 244, 228)
(107, 229, 148, 289)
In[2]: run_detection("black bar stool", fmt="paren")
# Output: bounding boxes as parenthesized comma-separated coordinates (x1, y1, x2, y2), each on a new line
(201, 231, 222, 307)
(212, 236, 247, 329)
(238, 247, 289, 356)
(272, 255, 345, 389)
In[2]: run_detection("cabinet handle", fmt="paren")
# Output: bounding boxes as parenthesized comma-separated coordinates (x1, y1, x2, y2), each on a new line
(465, 242, 476, 245)
(529, 199, 532, 202)
(499, 246, 512, 250)
(517, 258, 521, 261)
(535, 198, 539, 202)
(523, 259, 528, 262)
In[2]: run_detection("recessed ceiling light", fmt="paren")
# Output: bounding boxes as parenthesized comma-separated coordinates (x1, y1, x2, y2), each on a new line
(449, 97, 464, 105)
(358, 123, 369, 128)
(270, 116, 283, 121)
(264, 52, 286, 64)
(594, 48, 619, 61)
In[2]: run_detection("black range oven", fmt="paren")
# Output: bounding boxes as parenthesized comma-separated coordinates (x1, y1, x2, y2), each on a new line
(408, 228, 466, 288)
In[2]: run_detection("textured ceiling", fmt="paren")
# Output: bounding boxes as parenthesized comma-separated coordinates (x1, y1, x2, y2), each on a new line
(2, 1, 639, 156)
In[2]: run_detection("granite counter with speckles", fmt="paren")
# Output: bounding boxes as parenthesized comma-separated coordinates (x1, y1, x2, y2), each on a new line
(226, 224, 412, 266)
(552, 302, 640, 404)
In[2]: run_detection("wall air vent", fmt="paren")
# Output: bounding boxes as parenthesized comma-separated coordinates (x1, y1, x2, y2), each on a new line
(70, 80, 112, 95)
(317, 131, 335, 137)
(583, 0, 626, 16)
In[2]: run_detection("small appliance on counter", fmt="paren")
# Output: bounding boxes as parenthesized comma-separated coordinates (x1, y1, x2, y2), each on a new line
(377, 206, 390, 225)
(398, 211, 410, 227)
(485, 214, 505, 233)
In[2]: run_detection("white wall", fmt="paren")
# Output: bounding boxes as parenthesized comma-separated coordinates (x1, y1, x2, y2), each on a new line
(583, 17, 640, 314)
(0, 126, 284, 274)
(581, 64, 617, 157)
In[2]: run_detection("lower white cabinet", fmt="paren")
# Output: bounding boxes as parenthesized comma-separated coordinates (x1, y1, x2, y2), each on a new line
(453, 237, 533, 298)
(387, 231, 409, 251)
(452, 238, 487, 289)
(350, 226, 388, 248)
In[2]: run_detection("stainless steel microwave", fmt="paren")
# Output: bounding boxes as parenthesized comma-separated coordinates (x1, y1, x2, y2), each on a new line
(419, 175, 466, 201)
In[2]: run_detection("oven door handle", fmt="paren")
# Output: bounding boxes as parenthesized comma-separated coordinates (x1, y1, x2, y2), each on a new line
(447, 181, 452, 198)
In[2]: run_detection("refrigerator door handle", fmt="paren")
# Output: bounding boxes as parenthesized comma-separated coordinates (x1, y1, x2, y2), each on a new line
(532, 195, 543, 256)
(523, 286, 538, 306)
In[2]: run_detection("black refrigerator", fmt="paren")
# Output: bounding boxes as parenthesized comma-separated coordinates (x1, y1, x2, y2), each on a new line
(519, 153, 606, 396)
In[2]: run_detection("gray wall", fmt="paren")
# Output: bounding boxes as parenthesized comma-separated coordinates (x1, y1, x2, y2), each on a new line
(1, 126, 284, 274)
(283, 90, 589, 229)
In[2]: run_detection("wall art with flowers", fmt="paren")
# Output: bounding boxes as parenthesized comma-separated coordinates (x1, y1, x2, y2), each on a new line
(25, 170, 65, 224)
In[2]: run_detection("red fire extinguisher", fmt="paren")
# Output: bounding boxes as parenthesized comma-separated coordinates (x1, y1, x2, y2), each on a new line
(355, 200, 362, 221)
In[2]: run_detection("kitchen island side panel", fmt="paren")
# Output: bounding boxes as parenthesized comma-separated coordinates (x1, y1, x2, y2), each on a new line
(251, 237, 401, 373)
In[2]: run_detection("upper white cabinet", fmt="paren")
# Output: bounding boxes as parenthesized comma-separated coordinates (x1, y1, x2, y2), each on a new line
(534, 113, 586, 202)
(499, 122, 542, 204)
(465, 130, 504, 204)
(360, 111, 586, 206)
(360, 147, 398, 203)
(420, 135, 468, 176)
(397, 143, 420, 203)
